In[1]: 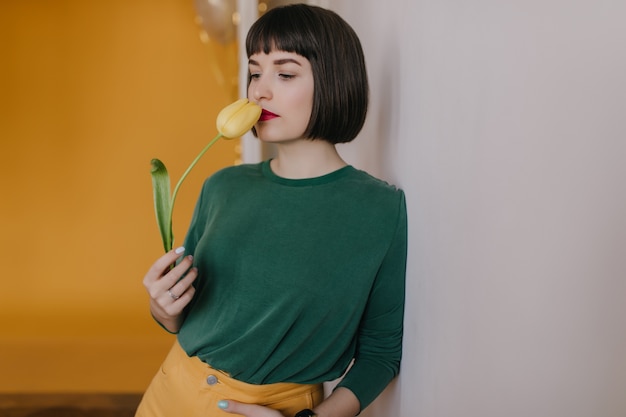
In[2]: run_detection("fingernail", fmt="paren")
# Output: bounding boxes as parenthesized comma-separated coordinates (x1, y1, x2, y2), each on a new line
(175, 247, 185, 254)
(217, 400, 229, 410)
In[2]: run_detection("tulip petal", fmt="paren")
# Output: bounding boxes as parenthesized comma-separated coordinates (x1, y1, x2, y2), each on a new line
(150, 158, 173, 252)
(216, 98, 261, 139)
(216, 98, 248, 134)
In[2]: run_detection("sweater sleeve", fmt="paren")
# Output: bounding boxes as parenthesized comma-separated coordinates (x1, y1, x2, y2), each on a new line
(336, 191, 408, 411)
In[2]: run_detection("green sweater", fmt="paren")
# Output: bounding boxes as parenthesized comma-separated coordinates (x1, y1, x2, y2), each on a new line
(177, 160, 407, 410)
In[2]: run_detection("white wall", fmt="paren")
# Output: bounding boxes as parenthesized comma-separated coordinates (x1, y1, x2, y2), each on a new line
(332, 1, 626, 416)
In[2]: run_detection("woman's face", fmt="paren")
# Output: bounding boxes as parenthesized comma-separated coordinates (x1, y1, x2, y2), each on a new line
(247, 50, 314, 144)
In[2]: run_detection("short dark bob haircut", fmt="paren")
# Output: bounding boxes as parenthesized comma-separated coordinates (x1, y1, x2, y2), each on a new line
(246, 4, 369, 144)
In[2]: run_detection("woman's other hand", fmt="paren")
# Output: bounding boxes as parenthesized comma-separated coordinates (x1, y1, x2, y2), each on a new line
(217, 400, 285, 417)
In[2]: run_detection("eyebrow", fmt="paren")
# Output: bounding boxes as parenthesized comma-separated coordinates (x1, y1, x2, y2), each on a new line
(248, 58, 302, 67)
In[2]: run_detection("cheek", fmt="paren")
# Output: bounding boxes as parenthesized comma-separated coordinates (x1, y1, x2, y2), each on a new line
(290, 87, 314, 115)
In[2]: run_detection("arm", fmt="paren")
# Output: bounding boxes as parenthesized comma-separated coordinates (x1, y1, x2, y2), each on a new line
(336, 191, 407, 408)
(311, 387, 360, 417)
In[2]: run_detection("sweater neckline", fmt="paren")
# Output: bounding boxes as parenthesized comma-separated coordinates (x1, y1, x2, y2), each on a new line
(261, 159, 354, 186)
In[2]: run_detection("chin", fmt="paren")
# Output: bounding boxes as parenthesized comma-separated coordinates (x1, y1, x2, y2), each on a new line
(255, 125, 308, 144)
(255, 130, 284, 143)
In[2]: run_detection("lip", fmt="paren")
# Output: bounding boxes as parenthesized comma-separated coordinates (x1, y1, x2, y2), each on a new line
(259, 109, 279, 121)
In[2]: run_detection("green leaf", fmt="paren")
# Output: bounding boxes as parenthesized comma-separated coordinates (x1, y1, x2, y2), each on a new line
(150, 158, 173, 252)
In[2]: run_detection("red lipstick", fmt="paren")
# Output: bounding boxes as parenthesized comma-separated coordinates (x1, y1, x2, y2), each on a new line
(259, 109, 278, 121)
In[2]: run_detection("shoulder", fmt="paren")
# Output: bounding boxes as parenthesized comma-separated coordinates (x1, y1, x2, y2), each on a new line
(339, 168, 407, 226)
(345, 167, 405, 203)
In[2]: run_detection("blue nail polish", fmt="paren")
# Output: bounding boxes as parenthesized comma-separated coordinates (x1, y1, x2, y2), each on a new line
(217, 400, 229, 409)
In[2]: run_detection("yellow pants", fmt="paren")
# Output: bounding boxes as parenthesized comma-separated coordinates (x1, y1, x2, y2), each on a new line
(135, 340, 324, 417)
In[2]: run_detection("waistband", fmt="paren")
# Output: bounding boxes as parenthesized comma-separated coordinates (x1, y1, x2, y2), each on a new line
(169, 340, 323, 405)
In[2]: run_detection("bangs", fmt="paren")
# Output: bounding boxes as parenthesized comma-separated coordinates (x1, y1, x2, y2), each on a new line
(245, 7, 317, 60)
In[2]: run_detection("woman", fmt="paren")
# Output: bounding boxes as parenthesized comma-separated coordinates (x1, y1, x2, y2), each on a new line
(136, 4, 407, 417)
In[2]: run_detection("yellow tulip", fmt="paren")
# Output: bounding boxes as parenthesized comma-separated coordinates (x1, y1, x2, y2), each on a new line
(216, 98, 262, 138)
(150, 98, 261, 252)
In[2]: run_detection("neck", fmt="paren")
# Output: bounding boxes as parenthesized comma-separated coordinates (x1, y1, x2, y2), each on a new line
(271, 140, 347, 179)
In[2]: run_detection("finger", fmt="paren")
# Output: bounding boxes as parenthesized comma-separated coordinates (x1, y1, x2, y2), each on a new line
(158, 255, 195, 291)
(170, 285, 195, 306)
(217, 400, 281, 417)
(144, 254, 193, 300)
(144, 246, 187, 284)
(166, 267, 198, 300)
(160, 285, 195, 316)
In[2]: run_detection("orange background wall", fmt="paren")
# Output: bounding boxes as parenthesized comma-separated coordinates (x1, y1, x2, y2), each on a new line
(0, 0, 238, 392)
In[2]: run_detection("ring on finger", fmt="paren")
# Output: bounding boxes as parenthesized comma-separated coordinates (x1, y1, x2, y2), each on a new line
(167, 289, 180, 300)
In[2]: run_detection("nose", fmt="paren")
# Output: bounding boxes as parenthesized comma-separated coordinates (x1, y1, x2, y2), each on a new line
(249, 75, 272, 102)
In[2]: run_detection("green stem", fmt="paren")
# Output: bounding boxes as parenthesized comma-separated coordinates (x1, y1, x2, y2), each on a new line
(168, 132, 223, 228)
